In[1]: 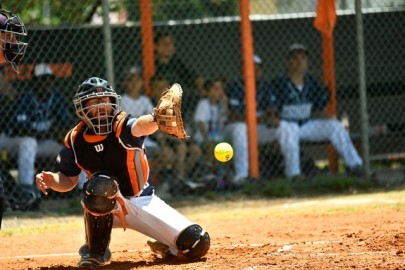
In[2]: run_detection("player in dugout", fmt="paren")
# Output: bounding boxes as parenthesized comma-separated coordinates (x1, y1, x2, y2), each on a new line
(0, 5, 28, 230)
(35, 77, 210, 268)
(267, 44, 363, 180)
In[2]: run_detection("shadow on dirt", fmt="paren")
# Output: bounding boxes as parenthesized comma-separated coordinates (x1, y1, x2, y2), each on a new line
(38, 256, 207, 269)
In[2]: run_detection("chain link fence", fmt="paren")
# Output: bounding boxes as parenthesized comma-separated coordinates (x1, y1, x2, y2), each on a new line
(0, 0, 404, 212)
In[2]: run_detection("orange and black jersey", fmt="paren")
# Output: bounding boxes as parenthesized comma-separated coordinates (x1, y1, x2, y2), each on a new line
(55, 112, 150, 197)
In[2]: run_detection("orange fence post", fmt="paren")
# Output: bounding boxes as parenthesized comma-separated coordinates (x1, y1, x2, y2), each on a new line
(314, 0, 338, 173)
(139, 0, 155, 96)
(323, 35, 339, 173)
(239, 0, 259, 178)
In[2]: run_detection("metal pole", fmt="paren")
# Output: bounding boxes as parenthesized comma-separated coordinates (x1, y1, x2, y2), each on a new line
(102, 0, 115, 87)
(355, 0, 370, 180)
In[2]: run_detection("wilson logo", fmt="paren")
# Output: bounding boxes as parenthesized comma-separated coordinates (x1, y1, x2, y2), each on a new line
(94, 144, 104, 152)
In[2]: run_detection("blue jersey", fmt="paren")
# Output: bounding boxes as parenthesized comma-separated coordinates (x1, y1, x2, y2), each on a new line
(226, 77, 271, 119)
(56, 113, 149, 196)
(269, 73, 329, 124)
(7, 90, 72, 136)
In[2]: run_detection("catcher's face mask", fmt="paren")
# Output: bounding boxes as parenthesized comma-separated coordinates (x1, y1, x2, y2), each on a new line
(0, 9, 28, 73)
(73, 77, 121, 135)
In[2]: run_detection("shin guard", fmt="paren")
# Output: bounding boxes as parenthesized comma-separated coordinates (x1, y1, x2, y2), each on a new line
(83, 211, 113, 257)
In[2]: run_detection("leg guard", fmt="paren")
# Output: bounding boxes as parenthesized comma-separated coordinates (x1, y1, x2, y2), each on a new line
(83, 211, 113, 257)
(81, 171, 119, 257)
(176, 224, 210, 259)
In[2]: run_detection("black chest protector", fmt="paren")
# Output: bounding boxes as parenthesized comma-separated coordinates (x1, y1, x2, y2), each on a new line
(66, 113, 149, 196)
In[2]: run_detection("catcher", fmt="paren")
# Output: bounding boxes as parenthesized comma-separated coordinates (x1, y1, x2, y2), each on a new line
(35, 77, 210, 268)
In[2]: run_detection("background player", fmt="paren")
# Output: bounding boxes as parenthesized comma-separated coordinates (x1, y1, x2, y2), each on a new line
(225, 55, 277, 185)
(35, 77, 210, 268)
(0, 5, 28, 229)
(268, 44, 363, 179)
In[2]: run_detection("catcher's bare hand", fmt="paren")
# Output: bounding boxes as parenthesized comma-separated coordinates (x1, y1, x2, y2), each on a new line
(153, 83, 188, 139)
(35, 171, 55, 195)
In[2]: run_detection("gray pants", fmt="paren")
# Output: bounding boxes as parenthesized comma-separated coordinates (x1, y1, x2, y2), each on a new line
(0, 133, 63, 186)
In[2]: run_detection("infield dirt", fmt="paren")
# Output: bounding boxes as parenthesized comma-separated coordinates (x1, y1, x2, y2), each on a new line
(1, 191, 405, 269)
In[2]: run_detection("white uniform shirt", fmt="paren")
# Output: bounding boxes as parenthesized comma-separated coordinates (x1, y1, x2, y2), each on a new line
(121, 94, 154, 117)
(193, 98, 227, 143)
(121, 94, 157, 148)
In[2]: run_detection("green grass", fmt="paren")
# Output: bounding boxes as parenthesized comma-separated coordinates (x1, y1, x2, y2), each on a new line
(240, 174, 373, 198)
(2, 172, 405, 236)
(2, 189, 405, 235)
(1, 216, 82, 236)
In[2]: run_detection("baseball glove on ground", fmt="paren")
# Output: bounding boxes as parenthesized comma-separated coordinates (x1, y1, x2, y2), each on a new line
(153, 83, 188, 139)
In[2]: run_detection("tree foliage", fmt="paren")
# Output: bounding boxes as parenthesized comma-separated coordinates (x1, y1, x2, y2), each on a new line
(2, 0, 237, 26)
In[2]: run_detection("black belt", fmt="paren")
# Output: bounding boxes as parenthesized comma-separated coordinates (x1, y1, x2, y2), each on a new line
(139, 182, 154, 197)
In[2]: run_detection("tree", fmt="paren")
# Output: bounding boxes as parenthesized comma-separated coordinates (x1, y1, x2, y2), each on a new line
(3, 0, 238, 26)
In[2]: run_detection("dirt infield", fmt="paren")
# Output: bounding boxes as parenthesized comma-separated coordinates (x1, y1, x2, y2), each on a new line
(1, 192, 405, 269)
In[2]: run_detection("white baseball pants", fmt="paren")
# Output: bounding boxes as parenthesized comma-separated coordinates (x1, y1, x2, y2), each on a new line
(277, 119, 363, 177)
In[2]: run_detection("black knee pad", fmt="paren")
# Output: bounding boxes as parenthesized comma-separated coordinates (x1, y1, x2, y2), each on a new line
(176, 224, 210, 259)
(83, 171, 118, 214)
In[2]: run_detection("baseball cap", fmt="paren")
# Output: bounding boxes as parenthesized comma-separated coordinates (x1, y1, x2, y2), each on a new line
(34, 63, 54, 77)
(288, 43, 308, 58)
(253, 55, 262, 65)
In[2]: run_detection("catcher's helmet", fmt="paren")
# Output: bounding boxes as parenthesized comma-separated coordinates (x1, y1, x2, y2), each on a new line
(73, 77, 121, 135)
(83, 171, 119, 214)
(0, 8, 27, 73)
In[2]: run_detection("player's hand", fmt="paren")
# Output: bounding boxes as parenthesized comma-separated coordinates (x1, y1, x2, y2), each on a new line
(35, 171, 55, 196)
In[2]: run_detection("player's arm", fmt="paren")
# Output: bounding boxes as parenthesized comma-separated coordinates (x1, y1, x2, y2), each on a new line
(36, 171, 79, 195)
(36, 145, 81, 195)
(226, 81, 245, 122)
(310, 76, 333, 119)
(131, 114, 158, 137)
(264, 81, 281, 127)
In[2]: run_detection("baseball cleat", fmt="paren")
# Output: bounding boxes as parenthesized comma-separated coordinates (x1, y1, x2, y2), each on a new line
(147, 239, 172, 259)
(78, 245, 111, 268)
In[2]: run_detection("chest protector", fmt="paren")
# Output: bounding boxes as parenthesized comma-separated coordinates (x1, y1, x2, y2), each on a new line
(65, 112, 150, 196)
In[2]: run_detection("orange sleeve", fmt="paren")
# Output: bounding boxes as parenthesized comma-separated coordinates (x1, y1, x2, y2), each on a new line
(64, 122, 85, 148)
(113, 111, 129, 137)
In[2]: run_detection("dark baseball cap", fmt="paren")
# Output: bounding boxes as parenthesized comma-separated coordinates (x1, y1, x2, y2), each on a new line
(288, 43, 308, 58)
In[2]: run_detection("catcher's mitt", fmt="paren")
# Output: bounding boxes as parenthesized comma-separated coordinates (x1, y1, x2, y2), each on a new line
(153, 83, 188, 139)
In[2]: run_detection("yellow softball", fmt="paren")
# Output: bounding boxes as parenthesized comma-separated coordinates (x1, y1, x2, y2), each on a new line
(214, 142, 234, 162)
